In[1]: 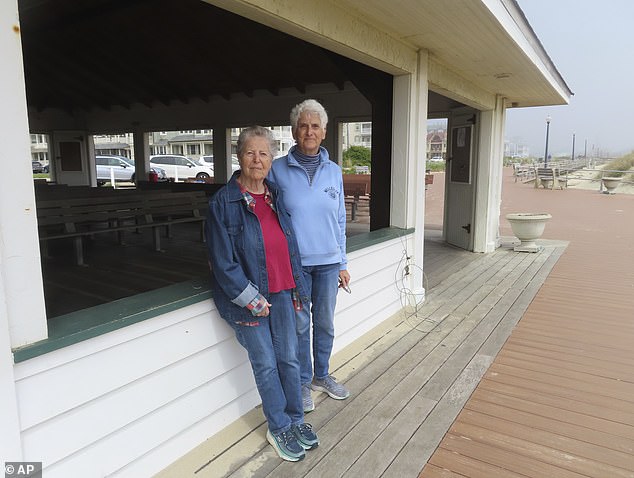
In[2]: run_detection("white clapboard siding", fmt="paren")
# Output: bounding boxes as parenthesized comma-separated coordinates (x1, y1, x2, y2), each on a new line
(21, 336, 249, 466)
(42, 363, 260, 478)
(14, 233, 414, 477)
(334, 237, 412, 352)
(112, 387, 263, 478)
(14, 300, 218, 378)
(15, 308, 234, 429)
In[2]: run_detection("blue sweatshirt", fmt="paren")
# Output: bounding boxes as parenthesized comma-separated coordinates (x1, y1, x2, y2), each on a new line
(269, 146, 348, 270)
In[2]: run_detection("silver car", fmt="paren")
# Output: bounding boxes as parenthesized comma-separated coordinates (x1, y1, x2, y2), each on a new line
(96, 155, 168, 185)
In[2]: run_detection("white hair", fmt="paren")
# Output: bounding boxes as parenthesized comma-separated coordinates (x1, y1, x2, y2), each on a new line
(290, 99, 328, 129)
(236, 126, 278, 158)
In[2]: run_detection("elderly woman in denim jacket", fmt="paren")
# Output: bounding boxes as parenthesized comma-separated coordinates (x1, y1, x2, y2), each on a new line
(205, 126, 318, 462)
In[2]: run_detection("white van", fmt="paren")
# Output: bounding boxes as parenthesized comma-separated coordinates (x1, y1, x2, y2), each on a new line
(150, 155, 213, 182)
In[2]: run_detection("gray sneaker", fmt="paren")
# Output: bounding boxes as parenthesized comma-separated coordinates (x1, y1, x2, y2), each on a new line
(311, 375, 350, 400)
(302, 384, 315, 412)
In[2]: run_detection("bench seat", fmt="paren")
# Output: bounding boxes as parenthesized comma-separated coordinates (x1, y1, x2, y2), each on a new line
(37, 191, 209, 265)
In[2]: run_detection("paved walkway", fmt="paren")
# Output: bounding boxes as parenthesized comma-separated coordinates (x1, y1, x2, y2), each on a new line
(420, 169, 634, 477)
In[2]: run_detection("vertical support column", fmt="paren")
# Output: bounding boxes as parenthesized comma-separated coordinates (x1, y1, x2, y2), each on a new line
(133, 130, 150, 183)
(411, 51, 430, 301)
(1, 0, 42, 462)
(0, 0, 48, 347)
(391, 50, 429, 303)
(212, 127, 231, 183)
(473, 95, 506, 253)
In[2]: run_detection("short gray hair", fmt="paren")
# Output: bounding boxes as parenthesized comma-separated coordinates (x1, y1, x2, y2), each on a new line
(236, 126, 278, 158)
(290, 99, 328, 130)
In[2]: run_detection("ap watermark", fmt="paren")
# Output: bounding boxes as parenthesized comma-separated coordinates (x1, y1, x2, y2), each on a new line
(4, 462, 42, 478)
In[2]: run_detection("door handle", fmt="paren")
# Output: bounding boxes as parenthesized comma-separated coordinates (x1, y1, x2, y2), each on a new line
(461, 223, 471, 234)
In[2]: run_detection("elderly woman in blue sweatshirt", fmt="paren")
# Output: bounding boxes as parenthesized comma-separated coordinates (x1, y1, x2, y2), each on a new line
(206, 126, 319, 462)
(269, 99, 351, 413)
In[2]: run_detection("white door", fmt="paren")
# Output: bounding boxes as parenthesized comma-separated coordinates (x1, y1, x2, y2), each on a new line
(52, 131, 90, 186)
(444, 113, 477, 250)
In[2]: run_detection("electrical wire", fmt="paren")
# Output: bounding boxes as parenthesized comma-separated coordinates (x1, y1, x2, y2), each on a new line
(394, 235, 437, 333)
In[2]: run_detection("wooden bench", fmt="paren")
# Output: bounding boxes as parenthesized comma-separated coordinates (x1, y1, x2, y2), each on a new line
(513, 164, 534, 183)
(343, 174, 371, 221)
(140, 191, 209, 249)
(37, 191, 209, 265)
(534, 167, 566, 189)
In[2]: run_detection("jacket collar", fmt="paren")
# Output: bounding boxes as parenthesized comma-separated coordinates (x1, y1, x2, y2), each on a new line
(226, 170, 278, 202)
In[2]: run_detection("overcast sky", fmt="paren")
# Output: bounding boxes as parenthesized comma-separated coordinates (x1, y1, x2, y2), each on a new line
(505, 0, 634, 158)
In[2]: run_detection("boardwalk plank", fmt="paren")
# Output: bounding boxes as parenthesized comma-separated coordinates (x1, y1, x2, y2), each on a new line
(507, 332, 634, 367)
(489, 359, 634, 402)
(498, 348, 634, 383)
(426, 433, 589, 478)
(476, 378, 634, 435)
(457, 408, 634, 471)
(448, 421, 634, 478)
(426, 447, 529, 478)
(466, 396, 634, 455)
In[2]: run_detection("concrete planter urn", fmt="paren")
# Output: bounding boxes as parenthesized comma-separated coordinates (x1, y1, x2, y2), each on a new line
(506, 213, 552, 252)
(601, 177, 621, 194)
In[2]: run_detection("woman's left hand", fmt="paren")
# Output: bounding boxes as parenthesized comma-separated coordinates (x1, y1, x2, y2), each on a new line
(254, 301, 272, 317)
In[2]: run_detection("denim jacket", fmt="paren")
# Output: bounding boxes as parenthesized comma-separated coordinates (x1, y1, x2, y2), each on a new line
(205, 172, 309, 323)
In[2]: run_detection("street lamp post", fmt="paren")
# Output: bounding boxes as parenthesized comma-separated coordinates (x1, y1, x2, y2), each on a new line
(571, 132, 576, 163)
(544, 115, 551, 167)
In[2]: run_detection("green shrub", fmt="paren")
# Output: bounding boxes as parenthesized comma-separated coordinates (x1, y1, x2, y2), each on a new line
(597, 152, 634, 178)
(343, 146, 371, 170)
(426, 162, 445, 172)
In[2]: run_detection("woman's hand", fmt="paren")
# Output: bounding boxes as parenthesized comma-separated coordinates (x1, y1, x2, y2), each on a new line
(254, 301, 272, 317)
(339, 270, 351, 290)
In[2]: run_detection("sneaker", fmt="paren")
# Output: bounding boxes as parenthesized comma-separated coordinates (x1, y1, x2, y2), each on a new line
(302, 384, 315, 413)
(292, 423, 320, 450)
(311, 375, 350, 400)
(266, 429, 306, 462)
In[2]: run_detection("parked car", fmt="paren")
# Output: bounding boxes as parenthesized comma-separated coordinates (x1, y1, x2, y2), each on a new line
(429, 156, 444, 162)
(32, 161, 44, 173)
(96, 155, 168, 185)
(150, 154, 213, 181)
(198, 155, 214, 169)
(198, 154, 240, 172)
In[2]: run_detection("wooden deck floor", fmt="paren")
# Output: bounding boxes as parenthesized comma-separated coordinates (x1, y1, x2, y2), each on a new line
(157, 168, 634, 478)
(420, 170, 634, 478)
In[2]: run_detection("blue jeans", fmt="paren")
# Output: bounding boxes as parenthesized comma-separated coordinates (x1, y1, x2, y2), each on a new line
(297, 263, 340, 385)
(226, 290, 303, 434)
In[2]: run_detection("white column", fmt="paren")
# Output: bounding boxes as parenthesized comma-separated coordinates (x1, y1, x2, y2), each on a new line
(0, 0, 48, 347)
(1, 0, 38, 462)
(473, 95, 506, 253)
(411, 51, 430, 301)
(391, 50, 429, 302)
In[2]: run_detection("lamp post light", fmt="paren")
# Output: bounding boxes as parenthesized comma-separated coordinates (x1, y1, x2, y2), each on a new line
(544, 115, 551, 167)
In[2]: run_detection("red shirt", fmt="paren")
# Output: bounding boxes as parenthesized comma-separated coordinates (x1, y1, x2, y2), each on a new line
(252, 192, 296, 293)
